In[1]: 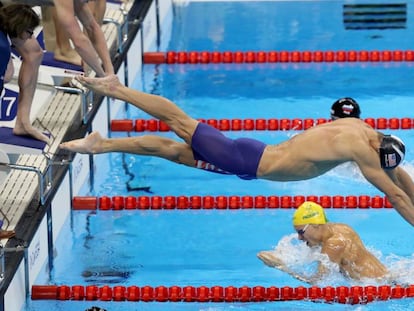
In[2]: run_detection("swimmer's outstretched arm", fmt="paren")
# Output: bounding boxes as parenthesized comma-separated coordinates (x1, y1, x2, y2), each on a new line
(257, 251, 313, 284)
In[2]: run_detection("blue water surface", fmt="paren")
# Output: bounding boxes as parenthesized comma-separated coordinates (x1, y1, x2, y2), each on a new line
(25, 1, 414, 310)
(169, 0, 414, 51)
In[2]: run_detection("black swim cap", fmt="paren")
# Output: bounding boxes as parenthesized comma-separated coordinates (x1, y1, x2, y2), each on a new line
(85, 307, 107, 311)
(380, 135, 405, 169)
(331, 97, 361, 119)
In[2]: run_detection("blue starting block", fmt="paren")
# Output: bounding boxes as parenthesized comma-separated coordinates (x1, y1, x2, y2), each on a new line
(0, 127, 48, 155)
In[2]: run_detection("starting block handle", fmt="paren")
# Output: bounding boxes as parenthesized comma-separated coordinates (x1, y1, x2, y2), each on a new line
(0, 152, 70, 205)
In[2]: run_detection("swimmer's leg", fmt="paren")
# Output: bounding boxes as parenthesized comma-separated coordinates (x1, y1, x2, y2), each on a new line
(76, 75, 199, 144)
(60, 132, 196, 167)
(12, 37, 50, 143)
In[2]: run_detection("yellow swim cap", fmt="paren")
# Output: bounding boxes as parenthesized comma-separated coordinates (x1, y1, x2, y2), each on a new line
(293, 201, 328, 226)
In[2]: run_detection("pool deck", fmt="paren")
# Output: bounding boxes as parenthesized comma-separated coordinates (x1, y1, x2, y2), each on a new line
(0, 0, 145, 302)
(0, 1, 132, 234)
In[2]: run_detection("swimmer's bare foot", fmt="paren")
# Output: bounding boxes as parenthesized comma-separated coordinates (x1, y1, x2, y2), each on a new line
(59, 131, 104, 154)
(54, 48, 82, 66)
(13, 123, 50, 144)
(75, 74, 121, 97)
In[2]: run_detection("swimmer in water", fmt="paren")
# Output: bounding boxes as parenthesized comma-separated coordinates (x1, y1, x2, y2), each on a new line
(257, 201, 388, 284)
(60, 74, 414, 227)
(330, 97, 361, 120)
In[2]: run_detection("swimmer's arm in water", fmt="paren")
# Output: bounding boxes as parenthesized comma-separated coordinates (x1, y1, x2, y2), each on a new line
(257, 251, 314, 284)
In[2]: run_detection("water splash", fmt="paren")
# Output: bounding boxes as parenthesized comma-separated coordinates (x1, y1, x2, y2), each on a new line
(402, 161, 414, 179)
(271, 234, 345, 286)
(383, 253, 414, 285)
(271, 234, 414, 287)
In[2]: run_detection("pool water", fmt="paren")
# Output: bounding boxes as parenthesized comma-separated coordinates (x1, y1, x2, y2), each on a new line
(169, 1, 414, 51)
(51, 208, 413, 286)
(144, 63, 414, 104)
(94, 61, 414, 198)
(28, 208, 414, 311)
(26, 1, 414, 310)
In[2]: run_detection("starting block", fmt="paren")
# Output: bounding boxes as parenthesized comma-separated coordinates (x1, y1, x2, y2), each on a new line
(0, 127, 48, 155)
(0, 149, 10, 182)
(0, 128, 69, 205)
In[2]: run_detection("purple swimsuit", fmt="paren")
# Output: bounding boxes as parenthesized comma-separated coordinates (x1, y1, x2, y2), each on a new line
(191, 122, 266, 180)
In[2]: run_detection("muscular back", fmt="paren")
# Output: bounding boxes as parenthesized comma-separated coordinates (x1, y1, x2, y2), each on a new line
(258, 118, 382, 181)
(322, 223, 387, 280)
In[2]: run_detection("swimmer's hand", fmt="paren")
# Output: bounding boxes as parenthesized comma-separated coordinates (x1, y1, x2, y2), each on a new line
(257, 250, 311, 284)
(257, 251, 285, 268)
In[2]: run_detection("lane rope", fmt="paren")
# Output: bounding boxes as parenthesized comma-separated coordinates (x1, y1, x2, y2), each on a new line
(143, 50, 414, 64)
(31, 284, 413, 304)
(72, 195, 392, 210)
(110, 118, 413, 132)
